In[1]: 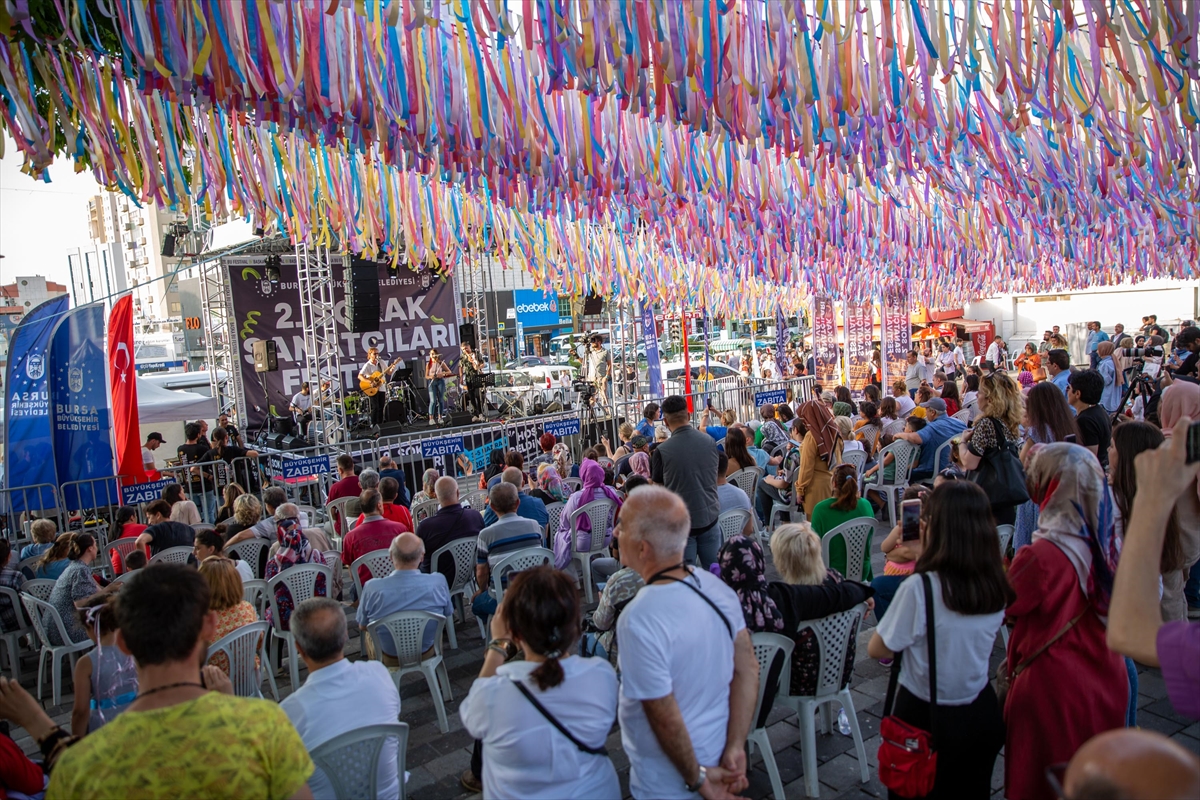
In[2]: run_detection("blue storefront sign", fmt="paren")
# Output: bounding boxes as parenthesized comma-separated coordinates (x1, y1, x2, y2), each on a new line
(422, 434, 466, 458)
(513, 289, 560, 329)
(121, 478, 176, 505)
(754, 389, 788, 407)
(543, 417, 581, 438)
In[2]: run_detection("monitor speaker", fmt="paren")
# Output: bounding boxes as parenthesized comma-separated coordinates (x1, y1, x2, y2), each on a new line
(344, 261, 381, 333)
(282, 434, 306, 450)
(161, 233, 177, 258)
(253, 340, 277, 372)
(458, 322, 477, 350)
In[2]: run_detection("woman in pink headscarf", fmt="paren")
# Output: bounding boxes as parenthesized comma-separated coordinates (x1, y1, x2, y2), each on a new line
(552, 460, 622, 570)
(1159, 381, 1200, 620)
(627, 451, 651, 481)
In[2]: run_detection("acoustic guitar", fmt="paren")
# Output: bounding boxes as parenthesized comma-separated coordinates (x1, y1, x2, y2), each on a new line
(358, 356, 403, 397)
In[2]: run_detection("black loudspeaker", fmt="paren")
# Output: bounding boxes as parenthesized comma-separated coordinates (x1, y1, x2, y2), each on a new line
(383, 400, 407, 423)
(377, 421, 406, 437)
(161, 233, 177, 257)
(268, 432, 287, 450)
(583, 292, 604, 316)
(458, 323, 477, 349)
(269, 415, 294, 435)
(253, 340, 278, 372)
(281, 434, 306, 450)
(344, 261, 381, 333)
(445, 409, 474, 427)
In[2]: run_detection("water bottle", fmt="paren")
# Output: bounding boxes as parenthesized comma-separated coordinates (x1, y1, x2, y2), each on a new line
(837, 706, 852, 736)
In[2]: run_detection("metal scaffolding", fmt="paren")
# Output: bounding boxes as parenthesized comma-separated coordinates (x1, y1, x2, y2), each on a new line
(295, 242, 347, 444)
(200, 253, 242, 421)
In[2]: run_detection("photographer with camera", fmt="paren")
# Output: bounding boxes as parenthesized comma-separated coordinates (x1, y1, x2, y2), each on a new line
(1173, 326, 1200, 379)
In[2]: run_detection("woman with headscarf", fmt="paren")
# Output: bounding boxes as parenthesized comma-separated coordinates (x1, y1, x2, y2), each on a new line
(795, 399, 844, 518)
(626, 451, 651, 482)
(1158, 381, 1200, 621)
(717, 534, 784, 633)
(552, 442, 576, 479)
(263, 518, 328, 629)
(553, 460, 622, 571)
(1096, 341, 1125, 413)
(530, 464, 569, 505)
(1003, 444, 1127, 800)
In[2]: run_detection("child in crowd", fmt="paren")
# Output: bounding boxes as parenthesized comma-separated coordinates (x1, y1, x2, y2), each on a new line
(122, 550, 148, 572)
(863, 417, 926, 511)
(70, 594, 137, 737)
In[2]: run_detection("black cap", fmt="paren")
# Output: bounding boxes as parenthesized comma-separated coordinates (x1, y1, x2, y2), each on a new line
(146, 432, 165, 442)
(661, 395, 687, 414)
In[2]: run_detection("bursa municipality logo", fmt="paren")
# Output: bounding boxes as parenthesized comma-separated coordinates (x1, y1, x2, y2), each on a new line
(25, 354, 44, 380)
(515, 301, 555, 314)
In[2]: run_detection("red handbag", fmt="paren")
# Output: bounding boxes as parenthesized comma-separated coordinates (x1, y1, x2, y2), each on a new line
(877, 574, 939, 797)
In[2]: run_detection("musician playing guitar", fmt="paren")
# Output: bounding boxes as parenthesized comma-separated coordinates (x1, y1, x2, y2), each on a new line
(459, 342, 485, 422)
(357, 347, 402, 425)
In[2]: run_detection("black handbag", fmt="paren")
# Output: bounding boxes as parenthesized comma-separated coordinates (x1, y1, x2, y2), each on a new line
(967, 417, 1030, 507)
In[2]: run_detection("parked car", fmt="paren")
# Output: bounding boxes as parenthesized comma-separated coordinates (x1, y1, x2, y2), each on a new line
(521, 364, 578, 408)
(504, 356, 548, 369)
(660, 360, 743, 397)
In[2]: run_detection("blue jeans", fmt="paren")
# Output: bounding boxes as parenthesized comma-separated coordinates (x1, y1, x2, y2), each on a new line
(684, 522, 721, 569)
(1185, 559, 1200, 610)
(471, 591, 497, 621)
(428, 378, 446, 418)
(871, 574, 910, 623)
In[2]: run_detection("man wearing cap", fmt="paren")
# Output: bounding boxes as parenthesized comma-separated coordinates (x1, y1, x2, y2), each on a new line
(650, 395, 721, 568)
(616, 435, 651, 480)
(894, 397, 965, 482)
(142, 433, 165, 478)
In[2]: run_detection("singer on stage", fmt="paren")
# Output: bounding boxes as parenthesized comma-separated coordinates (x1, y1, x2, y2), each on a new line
(459, 342, 485, 422)
(358, 347, 386, 425)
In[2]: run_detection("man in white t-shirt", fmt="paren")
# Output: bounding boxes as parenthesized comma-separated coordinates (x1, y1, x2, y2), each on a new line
(615, 486, 758, 799)
(290, 382, 315, 438)
(142, 432, 165, 473)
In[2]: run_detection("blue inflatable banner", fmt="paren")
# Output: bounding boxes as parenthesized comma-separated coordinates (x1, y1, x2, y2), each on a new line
(3, 296, 69, 511)
(49, 303, 117, 508)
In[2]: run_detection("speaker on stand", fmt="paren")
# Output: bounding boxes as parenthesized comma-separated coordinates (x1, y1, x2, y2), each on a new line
(459, 322, 478, 350)
(253, 340, 278, 373)
(345, 260, 381, 333)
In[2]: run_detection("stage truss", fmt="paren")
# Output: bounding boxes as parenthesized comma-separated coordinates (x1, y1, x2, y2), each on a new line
(295, 242, 347, 445)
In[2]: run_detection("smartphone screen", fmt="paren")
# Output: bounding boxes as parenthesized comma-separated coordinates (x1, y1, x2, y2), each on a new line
(1187, 420, 1200, 465)
(901, 500, 921, 542)
(1064, 433, 1077, 444)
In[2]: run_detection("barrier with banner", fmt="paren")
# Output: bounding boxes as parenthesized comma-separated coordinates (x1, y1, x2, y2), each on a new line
(843, 302, 875, 399)
(810, 295, 839, 387)
(881, 281, 911, 389)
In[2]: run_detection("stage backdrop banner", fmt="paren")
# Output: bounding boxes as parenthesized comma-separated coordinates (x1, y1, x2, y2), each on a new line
(224, 256, 460, 427)
(49, 303, 118, 508)
(108, 295, 144, 483)
(3, 295, 68, 510)
(844, 302, 875, 399)
(811, 295, 839, 387)
(881, 281, 912, 389)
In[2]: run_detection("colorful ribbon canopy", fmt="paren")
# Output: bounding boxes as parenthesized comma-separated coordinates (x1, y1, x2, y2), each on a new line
(0, 0, 1197, 315)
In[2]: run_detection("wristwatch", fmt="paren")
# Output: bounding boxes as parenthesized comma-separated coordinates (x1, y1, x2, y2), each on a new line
(487, 638, 518, 661)
(685, 765, 707, 794)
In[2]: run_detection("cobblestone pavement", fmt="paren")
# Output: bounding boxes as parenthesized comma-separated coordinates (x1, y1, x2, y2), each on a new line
(8, 548, 1198, 799)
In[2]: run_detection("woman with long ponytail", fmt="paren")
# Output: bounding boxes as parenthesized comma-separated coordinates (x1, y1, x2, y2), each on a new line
(809, 464, 877, 581)
(47, 533, 116, 645)
(460, 565, 618, 798)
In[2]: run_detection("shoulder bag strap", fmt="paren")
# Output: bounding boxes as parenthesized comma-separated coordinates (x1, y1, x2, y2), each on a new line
(648, 570, 734, 639)
(510, 678, 609, 756)
(1010, 609, 1088, 681)
(922, 574, 938, 721)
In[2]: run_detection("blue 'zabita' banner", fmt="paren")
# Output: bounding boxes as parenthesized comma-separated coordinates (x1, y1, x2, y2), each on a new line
(754, 389, 788, 407)
(543, 417, 581, 438)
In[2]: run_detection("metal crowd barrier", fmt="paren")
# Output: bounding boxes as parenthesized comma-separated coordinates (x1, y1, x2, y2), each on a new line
(0, 376, 817, 541)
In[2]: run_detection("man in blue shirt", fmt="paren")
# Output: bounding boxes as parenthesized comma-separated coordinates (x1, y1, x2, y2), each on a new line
(481, 467, 549, 528)
(471, 483, 544, 621)
(1086, 321, 1110, 369)
(357, 532, 453, 662)
(1047, 348, 1073, 396)
(894, 397, 966, 481)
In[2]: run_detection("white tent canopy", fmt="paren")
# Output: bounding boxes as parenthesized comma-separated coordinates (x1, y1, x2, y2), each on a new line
(137, 377, 217, 424)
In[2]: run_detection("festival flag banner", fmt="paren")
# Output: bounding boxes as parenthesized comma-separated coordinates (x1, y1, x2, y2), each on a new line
(811, 295, 839, 387)
(639, 302, 663, 398)
(49, 303, 118, 509)
(775, 305, 789, 381)
(108, 295, 144, 483)
(3, 296, 68, 510)
(844, 302, 875, 400)
(881, 282, 912, 390)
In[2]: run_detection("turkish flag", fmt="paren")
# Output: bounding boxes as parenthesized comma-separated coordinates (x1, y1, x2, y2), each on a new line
(108, 295, 145, 484)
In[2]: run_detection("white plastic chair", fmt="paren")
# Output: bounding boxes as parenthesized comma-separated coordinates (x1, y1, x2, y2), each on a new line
(205, 620, 278, 700)
(462, 491, 489, 514)
(411, 499, 439, 525)
(309, 722, 409, 800)
(324, 497, 359, 536)
(837, 448, 868, 475)
(728, 466, 764, 500)
(428, 537, 479, 649)
(819, 519, 881, 583)
(367, 610, 453, 733)
(20, 594, 92, 707)
(996, 524, 1014, 560)
(951, 408, 972, 424)
(227, 539, 269, 579)
(16, 556, 41, 580)
(863, 441, 920, 524)
(111, 569, 141, 586)
(242, 578, 268, 615)
(568, 499, 616, 603)
(475, 547, 555, 639)
(351, 549, 395, 599)
(881, 418, 907, 438)
(768, 491, 803, 531)
(455, 474, 480, 494)
(750, 632, 796, 800)
(148, 546, 194, 566)
(776, 603, 872, 798)
(921, 439, 954, 485)
(19, 579, 56, 601)
(106, 539, 143, 575)
(544, 501, 565, 542)
(717, 509, 754, 546)
(322, 551, 346, 602)
(266, 563, 334, 689)
(563, 477, 582, 493)
(0, 587, 32, 682)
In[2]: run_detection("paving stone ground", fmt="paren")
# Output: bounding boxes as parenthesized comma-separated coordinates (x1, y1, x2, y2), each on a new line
(7, 547, 1198, 799)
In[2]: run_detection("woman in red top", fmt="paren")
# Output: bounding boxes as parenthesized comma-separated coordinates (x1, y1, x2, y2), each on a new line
(1003, 444, 1126, 800)
(939, 378, 961, 416)
(108, 507, 147, 574)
